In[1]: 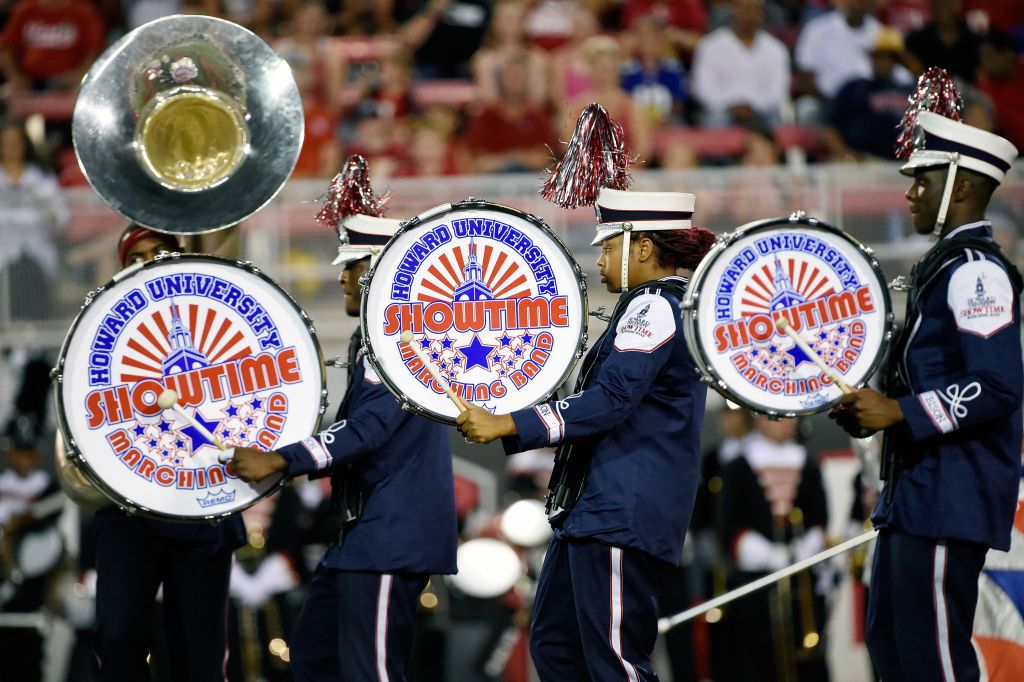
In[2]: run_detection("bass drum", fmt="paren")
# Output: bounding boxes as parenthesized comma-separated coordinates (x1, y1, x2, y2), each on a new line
(683, 213, 893, 416)
(362, 199, 588, 423)
(53, 254, 327, 521)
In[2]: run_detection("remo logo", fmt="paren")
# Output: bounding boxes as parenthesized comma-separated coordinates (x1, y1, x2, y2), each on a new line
(363, 202, 587, 423)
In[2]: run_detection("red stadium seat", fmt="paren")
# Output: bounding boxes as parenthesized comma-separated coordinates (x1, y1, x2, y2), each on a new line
(655, 126, 747, 159)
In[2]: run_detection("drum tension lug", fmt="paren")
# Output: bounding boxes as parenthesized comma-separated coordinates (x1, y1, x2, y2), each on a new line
(325, 357, 349, 369)
(589, 307, 610, 322)
(888, 275, 909, 292)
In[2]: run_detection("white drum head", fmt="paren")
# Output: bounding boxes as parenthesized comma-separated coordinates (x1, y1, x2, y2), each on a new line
(449, 538, 523, 598)
(684, 216, 892, 415)
(363, 201, 587, 423)
(55, 255, 326, 520)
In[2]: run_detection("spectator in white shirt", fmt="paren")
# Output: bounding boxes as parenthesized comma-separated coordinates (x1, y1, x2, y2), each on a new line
(691, 0, 791, 129)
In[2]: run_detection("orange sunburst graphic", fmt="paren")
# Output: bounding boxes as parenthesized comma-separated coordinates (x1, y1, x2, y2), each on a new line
(118, 302, 254, 383)
(738, 255, 838, 318)
(416, 243, 533, 303)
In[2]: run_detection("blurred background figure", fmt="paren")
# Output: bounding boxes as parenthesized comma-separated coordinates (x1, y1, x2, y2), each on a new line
(824, 28, 914, 162)
(471, 0, 548, 108)
(976, 29, 1024, 150)
(0, 118, 68, 322)
(904, 0, 982, 82)
(620, 15, 688, 128)
(721, 416, 831, 682)
(691, 0, 791, 129)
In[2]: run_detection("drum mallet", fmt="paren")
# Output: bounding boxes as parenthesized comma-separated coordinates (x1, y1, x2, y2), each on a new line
(400, 331, 467, 411)
(157, 389, 232, 462)
(775, 317, 853, 394)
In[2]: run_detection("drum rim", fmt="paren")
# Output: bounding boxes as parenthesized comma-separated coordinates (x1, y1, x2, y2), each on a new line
(53, 253, 328, 521)
(360, 198, 590, 424)
(682, 213, 895, 417)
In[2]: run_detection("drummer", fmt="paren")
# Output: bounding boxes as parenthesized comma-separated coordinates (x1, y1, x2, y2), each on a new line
(93, 223, 248, 682)
(831, 86, 1022, 680)
(457, 186, 717, 681)
(229, 158, 459, 682)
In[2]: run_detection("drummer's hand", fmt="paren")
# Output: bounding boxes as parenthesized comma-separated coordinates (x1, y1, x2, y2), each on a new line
(456, 405, 517, 444)
(831, 388, 904, 435)
(230, 447, 287, 482)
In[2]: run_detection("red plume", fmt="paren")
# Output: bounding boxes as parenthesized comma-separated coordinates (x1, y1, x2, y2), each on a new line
(895, 67, 963, 160)
(541, 103, 632, 209)
(316, 154, 391, 234)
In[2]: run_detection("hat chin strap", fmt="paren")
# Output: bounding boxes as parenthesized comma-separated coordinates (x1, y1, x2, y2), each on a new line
(620, 223, 633, 294)
(932, 153, 960, 240)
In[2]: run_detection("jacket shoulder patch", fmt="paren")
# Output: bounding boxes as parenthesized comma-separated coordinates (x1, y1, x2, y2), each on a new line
(947, 259, 1015, 338)
(613, 294, 676, 352)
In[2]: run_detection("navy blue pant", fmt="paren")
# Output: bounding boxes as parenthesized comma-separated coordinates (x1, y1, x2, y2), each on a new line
(290, 564, 428, 682)
(866, 530, 988, 682)
(531, 535, 660, 681)
(94, 521, 233, 682)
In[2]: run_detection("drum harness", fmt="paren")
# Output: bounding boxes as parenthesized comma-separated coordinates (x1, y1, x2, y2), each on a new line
(545, 277, 689, 518)
(881, 234, 1022, 504)
(313, 328, 375, 545)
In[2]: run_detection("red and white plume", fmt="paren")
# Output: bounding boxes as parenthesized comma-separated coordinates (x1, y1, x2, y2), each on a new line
(541, 103, 632, 209)
(316, 154, 391, 233)
(895, 66, 963, 160)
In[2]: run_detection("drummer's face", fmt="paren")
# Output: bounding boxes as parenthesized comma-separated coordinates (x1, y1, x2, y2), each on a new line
(123, 236, 176, 267)
(906, 168, 943, 235)
(597, 235, 624, 292)
(340, 257, 370, 317)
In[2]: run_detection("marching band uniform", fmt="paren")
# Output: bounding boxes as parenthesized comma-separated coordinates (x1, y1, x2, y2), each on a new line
(93, 226, 247, 682)
(260, 213, 459, 682)
(503, 190, 710, 681)
(720, 425, 829, 682)
(850, 112, 1022, 680)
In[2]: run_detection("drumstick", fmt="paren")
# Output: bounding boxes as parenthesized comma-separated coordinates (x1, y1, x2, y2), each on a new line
(400, 331, 467, 411)
(157, 389, 231, 462)
(775, 317, 853, 395)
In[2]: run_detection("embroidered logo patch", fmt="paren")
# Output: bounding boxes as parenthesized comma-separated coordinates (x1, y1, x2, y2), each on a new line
(949, 260, 1013, 338)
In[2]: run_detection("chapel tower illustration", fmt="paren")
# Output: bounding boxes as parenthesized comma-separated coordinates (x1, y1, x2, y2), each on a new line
(768, 254, 805, 311)
(162, 299, 209, 375)
(453, 238, 494, 301)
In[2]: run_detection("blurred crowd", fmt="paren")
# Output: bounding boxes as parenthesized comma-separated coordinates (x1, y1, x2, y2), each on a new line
(0, 0, 1022, 185)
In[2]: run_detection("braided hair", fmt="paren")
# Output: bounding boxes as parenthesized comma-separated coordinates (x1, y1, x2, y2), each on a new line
(636, 227, 717, 271)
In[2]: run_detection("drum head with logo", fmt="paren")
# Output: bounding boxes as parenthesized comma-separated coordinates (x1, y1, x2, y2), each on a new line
(684, 215, 893, 416)
(55, 255, 326, 520)
(362, 200, 588, 423)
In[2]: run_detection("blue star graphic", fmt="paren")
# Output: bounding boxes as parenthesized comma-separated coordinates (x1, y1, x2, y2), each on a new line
(180, 410, 224, 451)
(837, 325, 847, 334)
(506, 359, 516, 368)
(448, 371, 458, 380)
(514, 347, 524, 357)
(457, 334, 496, 371)
(159, 420, 172, 433)
(251, 397, 263, 410)
(148, 439, 158, 448)
(176, 439, 186, 449)
(226, 404, 239, 417)
(498, 333, 512, 347)
(750, 348, 759, 357)
(133, 424, 147, 437)
(784, 343, 814, 368)
(245, 417, 256, 427)
(818, 331, 828, 340)
(833, 340, 841, 347)
(522, 331, 534, 345)
(441, 335, 454, 350)
(769, 345, 778, 353)
(420, 337, 432, 349)
(431, 351, 440, 362)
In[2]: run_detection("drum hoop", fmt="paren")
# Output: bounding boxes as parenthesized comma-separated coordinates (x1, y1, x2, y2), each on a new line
(683, 214, 895, 417)
(360, 198, 590, 424)
(53, 253, 328, 521)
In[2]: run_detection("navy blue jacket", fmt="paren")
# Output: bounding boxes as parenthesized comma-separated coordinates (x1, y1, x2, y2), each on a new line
(277, 356, 458, 575)
(508, 277, 708, 564)
(873, 222, 1023, 551)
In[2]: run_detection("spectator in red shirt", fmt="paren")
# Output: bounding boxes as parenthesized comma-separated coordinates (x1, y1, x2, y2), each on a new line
(467, 50, 557, 173)
(976, 30, 1024, 150)
(0, 0, 104, 93)
(621, 0, 708, 53)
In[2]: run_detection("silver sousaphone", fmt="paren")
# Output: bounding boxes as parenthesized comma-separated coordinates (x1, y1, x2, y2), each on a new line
(72, 14, 303, 234)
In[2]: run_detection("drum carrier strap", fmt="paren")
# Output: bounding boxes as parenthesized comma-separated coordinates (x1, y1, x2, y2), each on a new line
(544, 278, 688, 517)
(880, 234, 1023, 503)
(311, 327, 375, 544)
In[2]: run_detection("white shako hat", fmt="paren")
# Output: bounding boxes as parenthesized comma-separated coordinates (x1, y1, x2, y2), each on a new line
(591, 188, 696, 246)
(332, 214, 403, 265)
(899, 111, 1018, 185)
